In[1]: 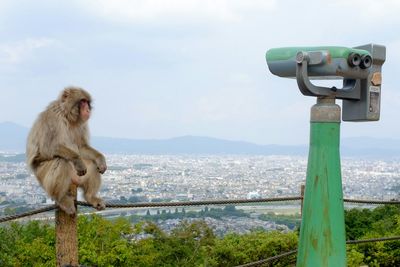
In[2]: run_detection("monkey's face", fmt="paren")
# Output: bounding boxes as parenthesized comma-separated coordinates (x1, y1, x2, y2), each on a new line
(60, 87, 93, 124)
(80, 99, 91, 122)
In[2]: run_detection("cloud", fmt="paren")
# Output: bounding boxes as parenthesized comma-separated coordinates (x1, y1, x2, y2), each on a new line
(77, 0, 276, 23)
(0, 38, 56, 64)
(331, 0, 400, 20)
(0, 0, 398, 144)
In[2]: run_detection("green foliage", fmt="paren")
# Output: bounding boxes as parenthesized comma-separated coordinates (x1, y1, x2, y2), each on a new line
(1, 204, 400, 266)
(347, 248, 365, 267)
(0, 215, 296, 266)
(130, 205, 250, 223)
(259, 211, 301, 230)
(137, 220, 215, 266)
(78, 215, 133, 266)
(207, 231, 298, 267)
(345, 205, 400, 267)
(345, 208, 374, 240)
(0, 221, 55, 267)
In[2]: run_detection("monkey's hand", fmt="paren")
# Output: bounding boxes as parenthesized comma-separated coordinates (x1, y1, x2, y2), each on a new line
(73, 158, 87, 176)
(95, 156, 107, 174)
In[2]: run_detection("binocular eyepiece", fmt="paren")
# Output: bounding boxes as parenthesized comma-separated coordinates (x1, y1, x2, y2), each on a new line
(265, 44, 386, 121)
(348, 53, 372, 69)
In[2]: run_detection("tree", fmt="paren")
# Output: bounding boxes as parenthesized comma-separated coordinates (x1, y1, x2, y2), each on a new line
(0, 221, 55, 266)
(1, 204, 399, 266)
(208, 230, 298, 267)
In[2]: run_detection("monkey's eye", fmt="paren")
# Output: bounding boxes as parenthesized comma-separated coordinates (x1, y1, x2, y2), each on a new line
(80, 99, 92, 110)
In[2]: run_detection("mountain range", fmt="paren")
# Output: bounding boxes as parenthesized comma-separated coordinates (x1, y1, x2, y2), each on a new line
(0, 121, 399, 157)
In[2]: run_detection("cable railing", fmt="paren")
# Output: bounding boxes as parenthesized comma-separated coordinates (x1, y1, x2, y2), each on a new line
(1, 195, 399, 223)
(1, 195, 399, 266)
(235, 249, 298, 267)
(0, 196, 302, 223)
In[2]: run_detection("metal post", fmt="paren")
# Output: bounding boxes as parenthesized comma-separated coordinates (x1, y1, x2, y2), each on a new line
(296, 97, 346, 267)
(300, 184, 305, 216)
(56, 184, 78, 267)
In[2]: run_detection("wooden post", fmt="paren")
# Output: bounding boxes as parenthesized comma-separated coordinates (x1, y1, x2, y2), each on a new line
(56, 184, 78, 267)
(300, 184, 305, 216)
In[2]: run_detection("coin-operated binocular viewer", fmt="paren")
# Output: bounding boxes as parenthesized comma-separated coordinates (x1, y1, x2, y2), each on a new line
(266, 44, 385, 267)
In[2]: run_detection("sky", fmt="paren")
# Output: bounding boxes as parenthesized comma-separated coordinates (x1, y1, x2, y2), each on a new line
(0, 0, 399, 145)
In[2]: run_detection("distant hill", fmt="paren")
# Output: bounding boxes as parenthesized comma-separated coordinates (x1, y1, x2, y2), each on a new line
(341, 137, 400, 157)
(0, 122, 29, 152)
(0, 121, 399, 157)
(92, 135, 307, 155)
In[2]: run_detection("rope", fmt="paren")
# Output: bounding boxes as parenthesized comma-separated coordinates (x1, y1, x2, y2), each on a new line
(1, 196, 399, 224)
(235, 249, 297, 267)
(0, 204, 57, 223)
(234, 236, 400, 267)
(343, 198, 400, 205)
(77, 196, 302, 209)
(346, 236, 400, 244)
(0, 197, 300, 224)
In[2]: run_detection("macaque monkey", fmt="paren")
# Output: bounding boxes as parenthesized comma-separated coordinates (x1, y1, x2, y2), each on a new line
(26, 87, 107, 214)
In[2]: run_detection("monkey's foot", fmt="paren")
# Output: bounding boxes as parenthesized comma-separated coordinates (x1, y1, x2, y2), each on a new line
(87, 196, 105, 211)
(57, 196, 76, 215)
(97, 164, 107, 174)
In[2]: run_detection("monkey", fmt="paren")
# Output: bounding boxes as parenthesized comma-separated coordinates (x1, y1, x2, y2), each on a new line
(26, 87, 107, 214)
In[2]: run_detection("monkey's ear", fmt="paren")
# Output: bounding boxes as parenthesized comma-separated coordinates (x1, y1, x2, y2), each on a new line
(61, 90, 70, 102)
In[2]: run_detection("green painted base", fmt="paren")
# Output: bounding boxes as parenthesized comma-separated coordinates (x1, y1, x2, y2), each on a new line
(296, 122, 346, 267)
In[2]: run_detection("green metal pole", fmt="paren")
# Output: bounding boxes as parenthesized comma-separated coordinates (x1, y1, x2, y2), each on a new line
(296, 97, 346, 267)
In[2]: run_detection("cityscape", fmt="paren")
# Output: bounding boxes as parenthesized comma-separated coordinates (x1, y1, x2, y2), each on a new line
(1, 153, 399, 234)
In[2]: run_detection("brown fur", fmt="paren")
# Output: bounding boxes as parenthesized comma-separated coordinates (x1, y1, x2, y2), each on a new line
(26, 86, 107, 214)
